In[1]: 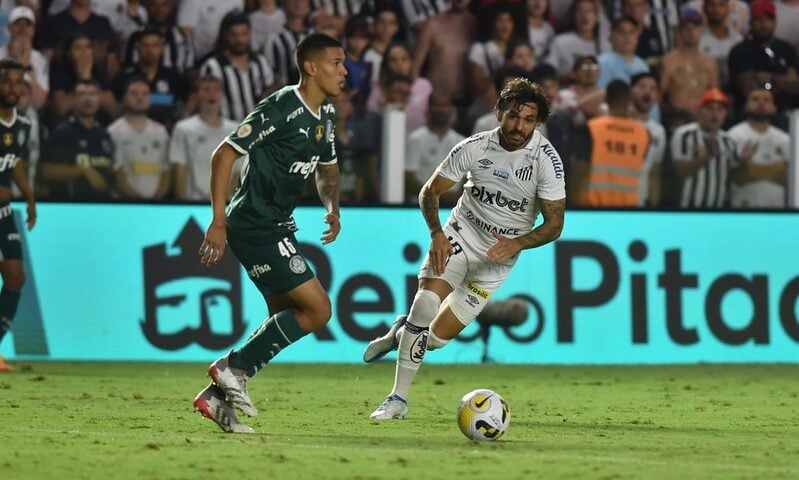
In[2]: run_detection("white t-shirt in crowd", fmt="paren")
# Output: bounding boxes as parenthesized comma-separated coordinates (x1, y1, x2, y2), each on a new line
(776, 1, 799, 46)
(436, 128, 566, 258)
(528, 22, 555, 63)
(249, 9, 286, 51)
(699, 29, 742, 86)
(728, 121, 790, 208)
(406, 126, 465, 186)
(109, 116, 170, 198)
(177, 0, 244, 59)
(546, 32, 608, 77)
(169, 114, 240, 200)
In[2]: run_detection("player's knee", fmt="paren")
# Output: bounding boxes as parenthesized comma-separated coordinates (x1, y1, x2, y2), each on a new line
(408, 289, 442, 328)
(295, 296, 331, 331)
(3, 271, 24, 291)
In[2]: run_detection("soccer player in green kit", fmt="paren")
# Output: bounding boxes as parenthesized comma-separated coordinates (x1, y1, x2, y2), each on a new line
(192, 34, 346, 433)
(0, 59, 36, 372)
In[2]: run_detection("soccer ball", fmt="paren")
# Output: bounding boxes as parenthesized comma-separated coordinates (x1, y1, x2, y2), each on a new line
(456, 389, 510, 441)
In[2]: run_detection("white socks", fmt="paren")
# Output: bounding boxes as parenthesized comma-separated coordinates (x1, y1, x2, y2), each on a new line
(390, 290, 442, 400)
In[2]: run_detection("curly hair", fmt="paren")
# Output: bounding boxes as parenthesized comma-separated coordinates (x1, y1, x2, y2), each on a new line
(495, 77, 551, 122)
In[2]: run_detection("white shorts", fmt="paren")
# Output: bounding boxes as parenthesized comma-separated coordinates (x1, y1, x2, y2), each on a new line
(418, 222, 513, 326)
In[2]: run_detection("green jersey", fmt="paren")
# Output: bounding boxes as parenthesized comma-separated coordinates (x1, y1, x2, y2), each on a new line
(0, 110, 31, 207)
(225, 85, 337, 233)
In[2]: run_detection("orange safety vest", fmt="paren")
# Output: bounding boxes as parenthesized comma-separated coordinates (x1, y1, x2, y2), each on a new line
(580, 115, 649, 207)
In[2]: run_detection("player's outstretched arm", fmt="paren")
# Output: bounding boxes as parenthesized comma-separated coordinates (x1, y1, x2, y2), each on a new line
(200, 142, 240, 266)
(315, 163, 341, 245)
(12, 160, 35, 231)
(488, 197, 566, 262)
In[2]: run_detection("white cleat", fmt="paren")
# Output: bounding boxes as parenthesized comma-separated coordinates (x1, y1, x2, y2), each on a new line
(208, 353, 258, 417)
(363, 315, 407, 363)
(193, 383, 255, 434)
(370, 394, 408, 420)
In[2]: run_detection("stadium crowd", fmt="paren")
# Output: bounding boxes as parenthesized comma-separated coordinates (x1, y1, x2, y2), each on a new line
(0, 0, 795, 208)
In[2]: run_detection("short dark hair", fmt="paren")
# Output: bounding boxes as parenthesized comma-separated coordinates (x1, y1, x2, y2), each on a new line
(504, 39, 534, 63)
(123, 74, 150, 94)
(295, 33, 343, 77)
(344, 15, 371, 39)
(572, 54, 598, 72)
(220, 11, 249, 33)
(192, 74, 222, 92)
(605, 79, 631, 104)
(72, 78, 101, 92)
(612, 15, 639, 31)
(495, 77, 551, 122)
(630, 72, 658, 87)
(0, 58, 26, 74)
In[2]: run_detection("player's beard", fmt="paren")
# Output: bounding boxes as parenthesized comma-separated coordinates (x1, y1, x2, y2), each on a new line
(0, 94, 18, 109)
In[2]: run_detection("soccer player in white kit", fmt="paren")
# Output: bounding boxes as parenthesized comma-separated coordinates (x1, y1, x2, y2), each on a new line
(364, 78, 566, 419)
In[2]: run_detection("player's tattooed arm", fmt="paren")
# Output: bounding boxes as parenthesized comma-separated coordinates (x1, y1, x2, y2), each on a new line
(516, 197, 565, 250)
(315, 163, 342, 244)
(420, 174, 457, 274)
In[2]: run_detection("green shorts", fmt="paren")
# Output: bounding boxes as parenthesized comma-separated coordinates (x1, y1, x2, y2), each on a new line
(227, 229, 315, 298)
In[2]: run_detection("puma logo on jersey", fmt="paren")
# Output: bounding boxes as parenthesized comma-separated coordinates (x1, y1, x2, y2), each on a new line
(299, 127, 309, 138)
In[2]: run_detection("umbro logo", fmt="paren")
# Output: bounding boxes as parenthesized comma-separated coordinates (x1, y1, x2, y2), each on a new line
(477, 158, 492, 169)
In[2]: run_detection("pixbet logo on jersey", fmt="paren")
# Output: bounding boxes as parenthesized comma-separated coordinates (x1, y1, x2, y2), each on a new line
(470, 186, 529, 212)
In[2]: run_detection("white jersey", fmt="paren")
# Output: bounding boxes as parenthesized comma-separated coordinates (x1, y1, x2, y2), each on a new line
(727, 121, 789, 208)
(640, 118, 666, 206)
(436, 128, 566, 260)
(109, 117, 170, 198)
(169, 115, 239, 200)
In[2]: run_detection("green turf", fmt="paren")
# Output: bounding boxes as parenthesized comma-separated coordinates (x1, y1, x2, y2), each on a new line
(1, 362, 797, 480)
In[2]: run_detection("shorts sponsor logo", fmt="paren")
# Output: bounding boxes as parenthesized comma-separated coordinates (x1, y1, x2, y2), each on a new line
(289, 255, 307, 274)
(467, 282, 489, 299)
(7, 233, 19, 242)
(410, 330, 428, 364)
(492, 168, 509, 180)
(466, 294, 480, 307)
(236, 124, 252, 138)
(247, 263, 272, 279)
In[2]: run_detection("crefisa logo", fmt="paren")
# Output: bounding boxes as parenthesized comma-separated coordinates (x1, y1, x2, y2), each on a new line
(141, 218, 246, 350)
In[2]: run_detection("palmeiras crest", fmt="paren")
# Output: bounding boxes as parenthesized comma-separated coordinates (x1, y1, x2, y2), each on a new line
(141, 217, 246, 350)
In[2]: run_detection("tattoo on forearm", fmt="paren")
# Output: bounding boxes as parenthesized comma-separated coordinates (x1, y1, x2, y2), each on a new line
(315, 164, 340, 211)
(420, 189, 442, 233)
(518, 198, 565, 249)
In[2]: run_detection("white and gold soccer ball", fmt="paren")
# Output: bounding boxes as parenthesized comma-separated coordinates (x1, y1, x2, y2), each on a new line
(456, 389, 510, 441)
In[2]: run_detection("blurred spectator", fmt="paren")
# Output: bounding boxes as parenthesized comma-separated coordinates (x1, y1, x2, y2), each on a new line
(472, 66, 532, 134)
(170, 75, 239, 201)
(699, 0, 743, 88)
(405, 91, 464, 204)
(467, 5, 517, 116)
(199, 13, 274, 122)
(556, 55, 606, 125)
(412, 0, 477, 104)
(364, 6, 401, 83)
(114, 27, 185, 129)
(368, 43, 432, 137)
(728, 85, 789, 208)
(16, 77, 40, 194)
(660, 8, 719, 128)
(349, 91, 382, 201)
(128, 0, 195, 74)
(49, 34, 117, 126)
(311, 0, 367, 34)
(327, 88, 365, 203)
(0, 7, 48, 109)
(630, 72, 665, 207)
(728, 0, 799, 111)
(401, 0, 451, 36)
(40, 79, 116, 201)
(597, 17, 648, 88)
(343, 15, 373, 97)
(109, 78, 171, 200)
(37, 0, 121, 79)
(546, 0, 609, 78)
(526, 0, 554, 63)
(775, 0, 799, 48)
(310, 10, 342, 40)
(623, 0, 681, 68)
(262, 0, 311, 87)
(505, 40, 536, 75)
(686, 0, 750, 36)
(177, 0, 244, 60)
(573, 80, 650, 207)
(249, 0, 286, 53)
(671, 88, 735, 209)
(93, 0, 148, 45)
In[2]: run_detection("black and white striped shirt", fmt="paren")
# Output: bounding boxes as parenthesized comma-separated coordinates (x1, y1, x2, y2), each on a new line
(263, 29, 309, 88)
(311, 0, 368, 17)
(671, 122, 737, 209)
(199, 52, 274, 122)
(401, 0, 450, 27)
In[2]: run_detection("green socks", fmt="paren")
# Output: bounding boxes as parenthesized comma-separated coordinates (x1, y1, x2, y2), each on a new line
(0, 288, 20, 343)
(229, 309, 309, 376)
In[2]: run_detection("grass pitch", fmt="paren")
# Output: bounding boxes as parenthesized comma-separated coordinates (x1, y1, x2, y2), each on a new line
(1, 362, 797, 480)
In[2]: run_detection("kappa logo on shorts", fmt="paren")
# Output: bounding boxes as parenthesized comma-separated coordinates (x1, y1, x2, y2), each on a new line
(465, 294, 480, 307)
(289, 255, 307, 274)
